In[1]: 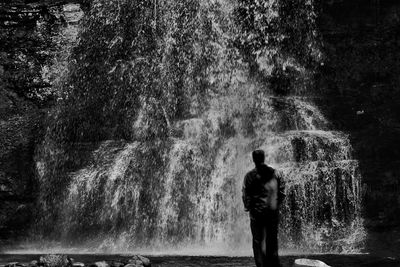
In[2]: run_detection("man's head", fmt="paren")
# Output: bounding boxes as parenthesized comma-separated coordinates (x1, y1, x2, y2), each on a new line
(252, 149, 265, 166)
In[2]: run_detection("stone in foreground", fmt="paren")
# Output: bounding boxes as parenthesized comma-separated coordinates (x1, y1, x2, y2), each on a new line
(294, 259, 331, 267)
(108, 261, 124, 267)
(5, 263, 26, 267)
(89, 262, 108, 267)
(136, 256, 150, 267)
(128, 256, 150, 267)
(39, 255, 72, 267)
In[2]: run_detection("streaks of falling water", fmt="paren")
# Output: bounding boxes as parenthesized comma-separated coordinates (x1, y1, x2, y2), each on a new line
(41, 96, 365, 254)
(32, 0, 365, 254)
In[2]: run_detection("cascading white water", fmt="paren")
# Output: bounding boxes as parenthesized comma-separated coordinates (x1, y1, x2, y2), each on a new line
(33, 0, 366, 255)
(36, 95, 364, 254)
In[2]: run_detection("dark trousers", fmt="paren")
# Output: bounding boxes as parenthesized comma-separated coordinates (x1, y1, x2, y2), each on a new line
(250, 210, 280, 267)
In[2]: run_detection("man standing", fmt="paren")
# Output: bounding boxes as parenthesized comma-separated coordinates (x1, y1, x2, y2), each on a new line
(242, 149, 285, 267)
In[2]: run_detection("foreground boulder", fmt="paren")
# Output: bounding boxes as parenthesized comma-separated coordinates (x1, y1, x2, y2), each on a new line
(108, 261, 124, 267)
(4, 254, 151, 267)
(39, 255, 73, 267)
(294, 259, 331, 267)
(89, 262, 108, 267)
(127, 256, 150, 267)
(5, 262, 26, 267)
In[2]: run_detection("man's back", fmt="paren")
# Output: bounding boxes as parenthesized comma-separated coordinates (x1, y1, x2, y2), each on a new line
(242, 164, 284, 215)
(262, 177, 278, 210)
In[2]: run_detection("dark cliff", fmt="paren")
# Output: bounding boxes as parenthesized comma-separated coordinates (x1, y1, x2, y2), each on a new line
(0, 0, 83, 242)
(317, 0, 400, 254)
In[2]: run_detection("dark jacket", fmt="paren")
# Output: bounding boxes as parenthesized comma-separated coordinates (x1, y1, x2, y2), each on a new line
(242, 164, 285, 215)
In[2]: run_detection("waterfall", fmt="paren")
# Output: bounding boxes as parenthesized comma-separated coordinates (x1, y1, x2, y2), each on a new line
(34, 95, 365, 254)
(33, 0, 366, 254)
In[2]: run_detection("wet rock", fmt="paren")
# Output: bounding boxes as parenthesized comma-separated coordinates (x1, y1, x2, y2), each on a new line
(0, 0, 83, 241)
(89, 262, 108, 267)
(293, 259, 331, 267)
(72, 263, 84, 267)
(39, 255, 73, 267)
(108, 261, 124, 267)
(127, 256, 150, 267)
(0, 112, 41, 239)
(136, 256, 150, 267)
(5, 262, 26, 267)
(128, 256, 139, 262)
(29, 260, 38, 267)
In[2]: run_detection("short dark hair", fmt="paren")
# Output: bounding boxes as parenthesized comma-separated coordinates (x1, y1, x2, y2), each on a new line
(252, 149, 265, 165)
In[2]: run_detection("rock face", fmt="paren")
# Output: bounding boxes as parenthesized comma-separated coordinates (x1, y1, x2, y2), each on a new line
(0, 104, 42, 240)
(0, 1, 83, 242)
(0, 2, 83, 103)
(317, 0, 400, 251)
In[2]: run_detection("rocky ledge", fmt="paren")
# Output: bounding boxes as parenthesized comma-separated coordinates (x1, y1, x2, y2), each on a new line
(2, 255, 151, 267)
